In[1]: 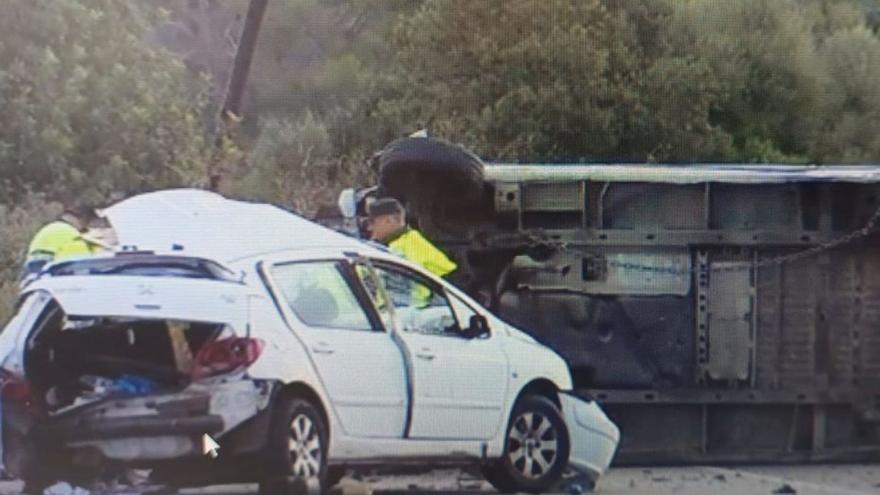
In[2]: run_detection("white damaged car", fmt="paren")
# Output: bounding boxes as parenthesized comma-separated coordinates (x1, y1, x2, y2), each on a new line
(0, 190, 619, 494)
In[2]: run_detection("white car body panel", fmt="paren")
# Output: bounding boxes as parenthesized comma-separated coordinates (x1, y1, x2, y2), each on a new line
(297, 325, 408, 438)
(559, 393, 621, 479)
(22, 275, 254, 328)
(103, 189, 364, 262)
(9, 189, 620, 482)
(399, 330, 508, 440)
(0, 291, 54, 376)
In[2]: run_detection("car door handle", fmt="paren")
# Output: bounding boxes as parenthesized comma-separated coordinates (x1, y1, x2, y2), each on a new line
(415, 352, 435, 361)
(312, 342, 335, 355)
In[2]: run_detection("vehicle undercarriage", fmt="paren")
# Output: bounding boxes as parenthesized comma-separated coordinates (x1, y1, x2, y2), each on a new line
(329, 136, 880, 464)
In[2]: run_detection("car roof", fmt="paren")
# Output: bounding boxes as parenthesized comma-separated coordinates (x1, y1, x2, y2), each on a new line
(103, 189, 373, 263)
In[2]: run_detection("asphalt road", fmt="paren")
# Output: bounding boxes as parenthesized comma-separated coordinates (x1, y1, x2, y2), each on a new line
(2, 465, 880, 494)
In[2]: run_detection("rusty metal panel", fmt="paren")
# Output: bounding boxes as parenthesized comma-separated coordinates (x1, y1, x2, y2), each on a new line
(710, 184, 801, 230)
(755, 261, 782, 388)
(510, 247, 691, 296)
(494, 182, 520, 212)
(824, 250, 857, 387)
(707, 263, 753, 381)
(779, 259, 818, 386)
(602, 184, 705, 230)
(520, 182, 583, 211)
(856, 249, 880, 387)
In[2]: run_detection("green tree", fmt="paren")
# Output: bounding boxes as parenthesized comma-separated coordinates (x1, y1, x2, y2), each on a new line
(233, 111, 372, 215)
(367, 0, 734, 162)
(0, 0, 216, 205)
(362, 0, 880, 164)
(811, 26, 880, 161)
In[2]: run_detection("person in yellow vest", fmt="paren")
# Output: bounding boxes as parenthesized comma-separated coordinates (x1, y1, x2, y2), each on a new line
(368, 197, 457, 278)
(22, 204, 103, 279)
(367, 198, 457, 316)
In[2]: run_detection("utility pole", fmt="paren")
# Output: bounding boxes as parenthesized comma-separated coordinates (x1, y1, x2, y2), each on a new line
(209, 0, 269, 192)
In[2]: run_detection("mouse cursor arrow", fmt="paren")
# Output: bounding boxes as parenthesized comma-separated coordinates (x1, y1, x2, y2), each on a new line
(202, 434, 220, 458)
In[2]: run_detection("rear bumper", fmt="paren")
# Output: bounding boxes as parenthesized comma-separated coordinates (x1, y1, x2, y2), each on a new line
(559, 393, 620, 480)
(40, 414, 223, 442)
(26, 379, 272, 464)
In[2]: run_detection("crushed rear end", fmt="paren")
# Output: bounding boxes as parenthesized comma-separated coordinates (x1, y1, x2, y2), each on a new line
(0, 271, 275, 488)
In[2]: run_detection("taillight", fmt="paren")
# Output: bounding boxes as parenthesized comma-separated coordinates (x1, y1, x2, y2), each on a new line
(0, 368, 37, 409)
(192, 337, 265, 380)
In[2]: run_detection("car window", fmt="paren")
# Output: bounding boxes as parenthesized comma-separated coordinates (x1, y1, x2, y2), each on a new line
(447, 291, 483, 334)
(361, 263, 462, 338)
(270, 261, 373, 331)
(352, 263, 395, 330)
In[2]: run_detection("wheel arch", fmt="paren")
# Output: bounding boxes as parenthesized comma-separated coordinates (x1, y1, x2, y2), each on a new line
(514, 378, 562, 410)
(276, 381, 331, 440)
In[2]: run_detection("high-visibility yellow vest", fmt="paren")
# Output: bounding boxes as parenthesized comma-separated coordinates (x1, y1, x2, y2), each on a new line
(27, 221, 99, 262)
(385, 228, 457, 309)
(387, 228, 457, 278)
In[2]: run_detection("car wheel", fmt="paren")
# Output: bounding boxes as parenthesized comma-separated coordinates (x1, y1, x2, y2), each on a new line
(260, 397, 328, 495)
(379, 136, 486, 208)
(484, 395, 571, 494)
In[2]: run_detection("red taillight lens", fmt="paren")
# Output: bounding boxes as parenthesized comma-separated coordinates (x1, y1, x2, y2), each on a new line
(192, 337, 265, 380)
(0, 368, 36, 408)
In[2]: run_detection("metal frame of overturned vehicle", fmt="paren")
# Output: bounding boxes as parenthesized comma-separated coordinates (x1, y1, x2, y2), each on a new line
(324, 135, 880, 466)
(0, 189, 620, 494)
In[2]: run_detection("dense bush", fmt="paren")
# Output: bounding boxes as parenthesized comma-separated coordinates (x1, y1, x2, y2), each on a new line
(0, 0, 217, 205)
(0, 193, 60, 324)
(364, 0, 880, 163)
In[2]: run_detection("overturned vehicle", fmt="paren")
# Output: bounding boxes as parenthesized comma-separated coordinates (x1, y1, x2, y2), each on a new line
(325, 136, 880, 464)
(0, 190, 619, 494)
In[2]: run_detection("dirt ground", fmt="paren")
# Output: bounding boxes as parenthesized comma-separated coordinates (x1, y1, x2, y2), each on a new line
(2, 465, 880, 494)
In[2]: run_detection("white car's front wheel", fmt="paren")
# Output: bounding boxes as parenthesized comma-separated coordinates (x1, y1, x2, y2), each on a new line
(483, 395, 571, 494)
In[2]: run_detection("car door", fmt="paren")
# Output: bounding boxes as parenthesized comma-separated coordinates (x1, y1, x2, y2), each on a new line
(267, 260, 408, 438)
(355, 261, 509, 440)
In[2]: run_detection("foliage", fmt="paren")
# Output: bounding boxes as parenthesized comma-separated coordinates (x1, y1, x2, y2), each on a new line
(0, 0, 217, 205)
(363, 0, 880, 163)
(0, 192, 60, 325)
(362, 0, 728, 161)
(234, 112, 375, 214)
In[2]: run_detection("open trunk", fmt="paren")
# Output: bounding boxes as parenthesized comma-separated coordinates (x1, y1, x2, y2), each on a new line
(25, 306, 228, 412)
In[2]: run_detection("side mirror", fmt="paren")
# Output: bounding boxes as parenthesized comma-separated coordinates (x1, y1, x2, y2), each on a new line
(464, 314, 490, 339)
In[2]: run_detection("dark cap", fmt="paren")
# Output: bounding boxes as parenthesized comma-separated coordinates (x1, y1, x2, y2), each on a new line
(63, 203, 99, 222)
(367, 197, 405, 219)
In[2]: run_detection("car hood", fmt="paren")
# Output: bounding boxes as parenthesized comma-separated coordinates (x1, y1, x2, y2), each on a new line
(24, 275, 254, 328)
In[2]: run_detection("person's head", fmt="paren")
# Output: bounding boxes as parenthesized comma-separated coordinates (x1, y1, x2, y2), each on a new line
(60, 203, 99, 232)
(367, 197, 407, 242)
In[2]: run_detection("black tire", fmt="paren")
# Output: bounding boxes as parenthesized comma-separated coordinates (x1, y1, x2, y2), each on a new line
(483, 395, 571, 494)
(22, 480, 52, 495)
(326, 466, 346, 488)
(378, 136, 485, 207)
(260, 397, 329, 495)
